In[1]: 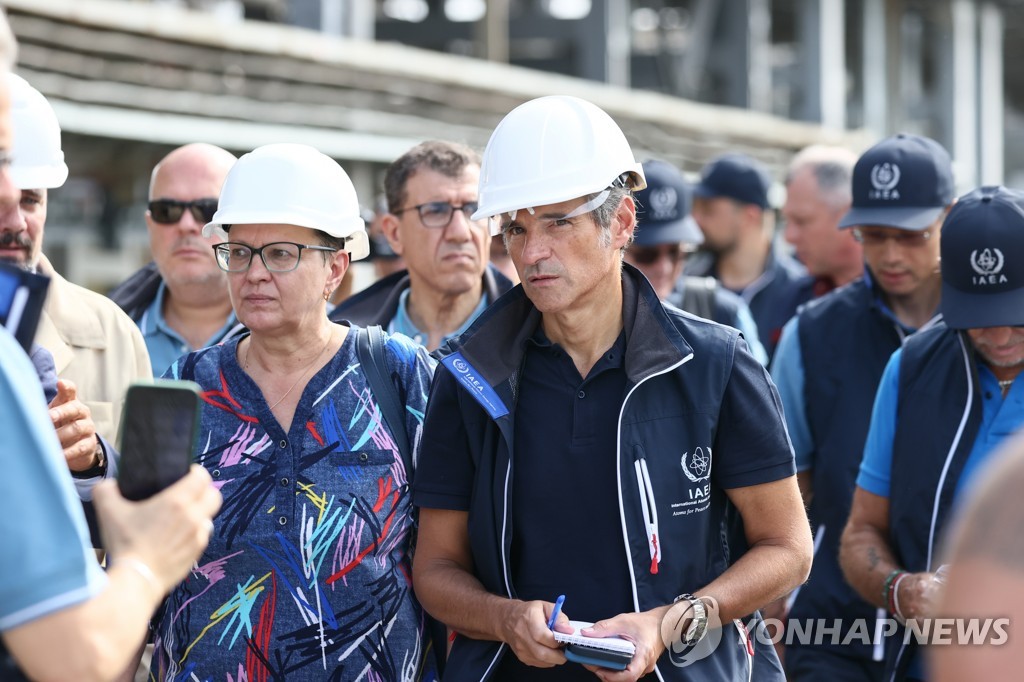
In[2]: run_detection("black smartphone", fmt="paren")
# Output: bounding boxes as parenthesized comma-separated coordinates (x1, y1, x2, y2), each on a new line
(117, 380, 202, 501)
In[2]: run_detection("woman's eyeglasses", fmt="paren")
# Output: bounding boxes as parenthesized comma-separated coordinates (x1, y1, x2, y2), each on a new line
(392, 201, 481, 229)
(148, 198, 219, 225)
(213, 241, 339, 273)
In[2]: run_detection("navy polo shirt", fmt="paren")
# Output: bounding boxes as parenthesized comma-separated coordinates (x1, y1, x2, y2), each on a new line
(493, 326, 638, 681)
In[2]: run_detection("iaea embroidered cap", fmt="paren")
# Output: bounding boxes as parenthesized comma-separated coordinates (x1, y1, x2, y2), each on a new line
(633, 159, 705, 246)
(839, 133, 954, 231)
(940, 185, 1024, 329)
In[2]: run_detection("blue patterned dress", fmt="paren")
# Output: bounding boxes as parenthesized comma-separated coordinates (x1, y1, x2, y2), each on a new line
(152, 326, 437, 681)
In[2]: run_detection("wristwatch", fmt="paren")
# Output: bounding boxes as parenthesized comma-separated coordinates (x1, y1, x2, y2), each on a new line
(673, 593, 709, 645)
(71, 437, 107, 479)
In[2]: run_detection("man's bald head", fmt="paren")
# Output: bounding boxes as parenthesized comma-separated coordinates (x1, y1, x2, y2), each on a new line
(145, 143, 236, 291)
(148, 143, 236, 200)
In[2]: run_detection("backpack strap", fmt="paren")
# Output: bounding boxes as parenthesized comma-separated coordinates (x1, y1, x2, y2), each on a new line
(681, 276, 717, 321)
(355, 325, 413, 474)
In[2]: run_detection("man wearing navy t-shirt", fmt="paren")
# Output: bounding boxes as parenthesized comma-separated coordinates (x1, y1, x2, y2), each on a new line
(841, 186, 1024, 682)
(411, 95, 812, 682)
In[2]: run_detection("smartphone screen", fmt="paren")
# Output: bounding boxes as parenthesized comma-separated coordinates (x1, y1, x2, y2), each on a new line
(118, 380, 202, 501)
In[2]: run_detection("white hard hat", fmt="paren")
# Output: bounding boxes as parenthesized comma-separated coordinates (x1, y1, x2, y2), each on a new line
(203, 143, 369, 261)
(472, 95, 645, 233)
(8, 73, 69, 190)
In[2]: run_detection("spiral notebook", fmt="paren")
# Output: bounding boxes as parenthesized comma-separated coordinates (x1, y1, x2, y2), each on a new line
(553, 621, 636, 655)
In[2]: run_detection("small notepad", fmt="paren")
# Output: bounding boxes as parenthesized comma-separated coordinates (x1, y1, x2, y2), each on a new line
(553, 621, 636, 655)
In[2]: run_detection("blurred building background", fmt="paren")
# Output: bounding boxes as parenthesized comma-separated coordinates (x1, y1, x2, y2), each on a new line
(7, 0, 1019, 291)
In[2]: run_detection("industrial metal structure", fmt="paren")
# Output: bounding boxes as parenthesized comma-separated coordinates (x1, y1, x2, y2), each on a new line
(7, 0, 1016, 290)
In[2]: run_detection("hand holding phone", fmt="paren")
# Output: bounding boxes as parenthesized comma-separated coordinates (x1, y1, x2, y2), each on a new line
(117, 380, 202, 501)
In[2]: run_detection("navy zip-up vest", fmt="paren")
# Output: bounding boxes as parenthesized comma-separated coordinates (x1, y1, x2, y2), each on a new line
(885, 326, 980, 681)
(790, 280, 902, 660)
(430, 266, 786, 681)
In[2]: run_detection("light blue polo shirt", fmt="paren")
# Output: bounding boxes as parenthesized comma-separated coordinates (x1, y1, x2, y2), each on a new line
(858, 347, 1024, 680)
(0, 329, 106, 631)
(388, 288, 488, 348)
(138, 282, 238, 377)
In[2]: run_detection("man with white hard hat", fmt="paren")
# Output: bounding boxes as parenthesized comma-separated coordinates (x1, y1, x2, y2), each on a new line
(0, 73, 151, 496)
(412, 95, 811, 681)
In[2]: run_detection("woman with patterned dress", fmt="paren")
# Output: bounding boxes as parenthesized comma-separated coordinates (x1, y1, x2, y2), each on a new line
(150, 144, 437, 681)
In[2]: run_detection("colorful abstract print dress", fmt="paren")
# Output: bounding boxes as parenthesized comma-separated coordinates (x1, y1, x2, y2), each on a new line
(152, 329, 436, 682)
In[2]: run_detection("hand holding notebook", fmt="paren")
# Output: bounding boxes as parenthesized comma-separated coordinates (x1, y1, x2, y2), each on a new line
(547, 596, 636, 671)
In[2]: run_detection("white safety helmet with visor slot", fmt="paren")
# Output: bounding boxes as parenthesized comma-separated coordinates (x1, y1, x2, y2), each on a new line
(471, 95, 646, 235)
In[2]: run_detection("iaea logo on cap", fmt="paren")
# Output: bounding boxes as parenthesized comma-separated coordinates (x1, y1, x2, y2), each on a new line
(649, 186, 679, 221)
(869, 163, 901, 199)
(970, 248, 1008, 285)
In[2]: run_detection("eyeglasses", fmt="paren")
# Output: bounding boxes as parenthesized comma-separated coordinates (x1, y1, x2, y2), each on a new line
(213, 241, 338, 273)
(148, 198, 219, 225)
(852, 227, 934, 248)
(393, 201, 481, 228)
(629, 244, 687, 266)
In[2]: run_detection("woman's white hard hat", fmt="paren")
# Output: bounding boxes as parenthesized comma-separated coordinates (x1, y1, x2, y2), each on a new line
(204, 143, 370, 260)
(472, 95, 646, 235)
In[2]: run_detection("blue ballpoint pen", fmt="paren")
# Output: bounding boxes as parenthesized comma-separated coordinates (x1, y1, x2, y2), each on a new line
(547, 595, 566, 630)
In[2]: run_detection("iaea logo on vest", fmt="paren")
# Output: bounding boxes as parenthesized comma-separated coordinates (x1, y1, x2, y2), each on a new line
(681, 447, 712, 483)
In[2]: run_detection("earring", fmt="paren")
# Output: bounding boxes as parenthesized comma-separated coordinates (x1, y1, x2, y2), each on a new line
(323, 289, 331, 301)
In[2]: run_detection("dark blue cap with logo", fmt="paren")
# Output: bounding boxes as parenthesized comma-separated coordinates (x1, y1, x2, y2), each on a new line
(692, 153, 771, 209)
(940, 186, 1024, 329)
(633, 160, 705, 246)
(839, 133, 954, 231)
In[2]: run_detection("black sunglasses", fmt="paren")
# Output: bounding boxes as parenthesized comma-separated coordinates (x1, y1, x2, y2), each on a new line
(148, 198, 219, 225)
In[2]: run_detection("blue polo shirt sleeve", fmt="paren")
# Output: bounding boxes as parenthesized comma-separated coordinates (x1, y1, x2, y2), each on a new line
(412, 368, 475, 511)
(856, 348, 903, 498)
(770, 316, 813, 472)
(0, 330, 106, 631)
(715, 338, 797, 489)
(734, 303, 769, 366)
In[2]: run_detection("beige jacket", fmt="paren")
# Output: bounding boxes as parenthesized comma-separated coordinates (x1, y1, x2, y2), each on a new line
(35, 255, 153, 445)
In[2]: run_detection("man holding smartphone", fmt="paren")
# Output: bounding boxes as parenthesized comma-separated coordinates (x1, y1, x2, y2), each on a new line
(2, 74, 152, 495)
(0, 15, 222, 681)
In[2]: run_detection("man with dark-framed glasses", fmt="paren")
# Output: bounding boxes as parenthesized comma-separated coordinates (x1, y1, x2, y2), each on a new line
(109, 143, 238, 375)
(331, 140, 513, 351)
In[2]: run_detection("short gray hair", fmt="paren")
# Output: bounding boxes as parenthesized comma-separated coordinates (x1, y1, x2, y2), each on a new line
(592, 187, 632, 251)
(786, 145, 856, 209)
(0, 9, 18, 71)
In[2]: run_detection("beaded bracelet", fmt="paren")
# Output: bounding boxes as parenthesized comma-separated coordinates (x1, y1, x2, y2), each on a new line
(882, 569, 906, 613)
(891, 572, 909, 620)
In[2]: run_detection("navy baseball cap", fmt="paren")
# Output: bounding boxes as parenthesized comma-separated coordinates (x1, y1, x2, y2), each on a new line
(633, 160, 704, 246)
(692, 153, 771, 209)
(839, 133, 954, 231)
(940, 186, 1024, 330)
